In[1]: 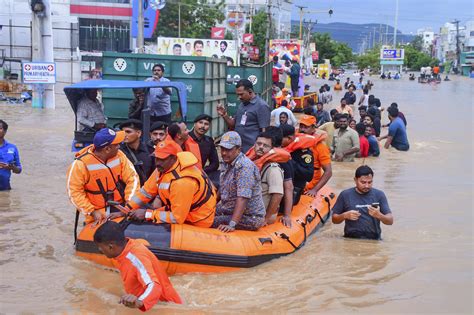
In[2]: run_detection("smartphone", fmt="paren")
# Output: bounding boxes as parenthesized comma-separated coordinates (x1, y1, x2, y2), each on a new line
(371, 202, 380, 208)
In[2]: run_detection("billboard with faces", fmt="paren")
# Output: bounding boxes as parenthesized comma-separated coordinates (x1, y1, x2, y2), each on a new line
(156, 37, 239, 66)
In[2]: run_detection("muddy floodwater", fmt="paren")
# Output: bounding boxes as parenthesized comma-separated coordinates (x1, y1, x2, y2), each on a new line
(0, 75, 472, 313)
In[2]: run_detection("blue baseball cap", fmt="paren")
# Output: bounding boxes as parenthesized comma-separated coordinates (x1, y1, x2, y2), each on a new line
(93, 128, 125, 149)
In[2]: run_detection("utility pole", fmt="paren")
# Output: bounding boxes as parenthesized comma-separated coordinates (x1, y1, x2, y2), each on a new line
(393, 0, 399, 47)
(137, 0, 144, 52)
(31, 0, 55, 109)
(265, 0, 272, 60)
(178, 2, 181, 38)
(373, 27, 376, 48)
(452, 19, 460, 72)
(296, 5, 307, 41)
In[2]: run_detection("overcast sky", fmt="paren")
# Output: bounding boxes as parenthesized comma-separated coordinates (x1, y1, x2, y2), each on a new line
(291, 0, 474, 34)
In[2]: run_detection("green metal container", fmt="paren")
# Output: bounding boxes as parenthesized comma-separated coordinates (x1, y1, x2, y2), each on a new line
(102, 52, 227, 138)
(225, 61, 273, 117)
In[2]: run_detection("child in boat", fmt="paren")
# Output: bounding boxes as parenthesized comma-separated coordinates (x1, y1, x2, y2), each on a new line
(94, 221, 182, 311)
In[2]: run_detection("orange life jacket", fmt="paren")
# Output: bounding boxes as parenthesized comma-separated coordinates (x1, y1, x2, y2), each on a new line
(284, 133, 318, 153)
(165, 135, 202, 170)
(67, 145, 139, 222)
(129, 152, 216, 227)
(245, 147, 291, 170)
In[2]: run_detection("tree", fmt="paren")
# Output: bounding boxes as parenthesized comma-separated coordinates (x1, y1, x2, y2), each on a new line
(245, 10, 275, 63)
(153, 0, 225, 39)
(311, 33, 354, 67)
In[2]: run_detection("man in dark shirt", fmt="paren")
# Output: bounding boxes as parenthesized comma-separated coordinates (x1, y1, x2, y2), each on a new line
(119, 119, 155, 185)
(217, 79, 271, 153)
(147, 121, 168, 154)
(128, 88, 146, 120)
(189, 114, 220, 186)
(343, 86, 357, 105)
(280, 124, 314, 205)
(332, 165, 393, 240)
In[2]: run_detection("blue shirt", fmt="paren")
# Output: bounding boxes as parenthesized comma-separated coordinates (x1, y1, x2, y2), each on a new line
(0, 140, 22, 190)
(332, 187, 391, 239)
(388, 117, 409, 151)
(145, 77, 171, 116)
(367, 135, 380, 157)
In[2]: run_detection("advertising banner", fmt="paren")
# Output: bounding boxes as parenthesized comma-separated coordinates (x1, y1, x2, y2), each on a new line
(380, 48, 404, 60)
(243, 33, 254, 44)
(269, 39, 302, 62)
(156, 37, 238, 66)
(131, 0, 160, 39)
(211, 27, 225, 39)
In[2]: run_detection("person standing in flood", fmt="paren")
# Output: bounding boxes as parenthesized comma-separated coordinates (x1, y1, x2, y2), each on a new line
(0, 120, 22, 190)
(332, 165, 393, 240)
(379, 107, 409, 151)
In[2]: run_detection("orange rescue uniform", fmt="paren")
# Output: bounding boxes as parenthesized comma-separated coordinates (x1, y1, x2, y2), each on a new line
(305, 131, 332, 191)
(128, 152, 216, 227)
(66, 145, 139, 223)
(114, 238, 182, 311)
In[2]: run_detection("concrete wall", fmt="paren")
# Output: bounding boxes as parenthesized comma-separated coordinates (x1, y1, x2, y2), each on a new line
(0, 0, 81, 84)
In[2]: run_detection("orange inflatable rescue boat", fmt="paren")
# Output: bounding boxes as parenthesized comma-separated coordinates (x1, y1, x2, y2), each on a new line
(75, 186, 336, 275)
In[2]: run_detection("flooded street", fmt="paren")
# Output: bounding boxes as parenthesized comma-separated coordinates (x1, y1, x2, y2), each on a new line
(0, 76, 472, 313)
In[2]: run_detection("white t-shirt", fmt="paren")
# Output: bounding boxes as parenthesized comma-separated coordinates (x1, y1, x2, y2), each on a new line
(270, 106, 298, 127)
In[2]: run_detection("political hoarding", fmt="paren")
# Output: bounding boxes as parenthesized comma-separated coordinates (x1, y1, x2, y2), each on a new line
(131, 0, 160, 39)
(156, 37, 239, 66)
(269, 39, 302, 63)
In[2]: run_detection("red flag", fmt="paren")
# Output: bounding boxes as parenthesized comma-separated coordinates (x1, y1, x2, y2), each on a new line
(211, 27, 225, 39)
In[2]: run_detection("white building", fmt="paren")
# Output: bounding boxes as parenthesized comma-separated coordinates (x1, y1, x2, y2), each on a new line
(463, 20, 474, 52)
(417, 28, 434, 53)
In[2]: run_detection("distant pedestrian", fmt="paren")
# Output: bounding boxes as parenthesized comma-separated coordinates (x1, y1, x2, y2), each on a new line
(288, 58, 301, 96)
(0, 120, 22, 190)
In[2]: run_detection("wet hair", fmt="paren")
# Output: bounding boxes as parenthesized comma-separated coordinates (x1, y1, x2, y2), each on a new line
(355, 122, 366, 136)
(330, 109, 338, 118)
(168, 122, 183, 139)
(152, 64, 165, 72)
(257, 130, 277, 147)
(387, 107, 399, 117)
(390, 102, 398, 108)
(236, 79, 254, 92)
(93, 221, 126, 246)
(281, 100, 288, 107)
(367, 107, 377, 117)
(280, 124, 295, 138)
(273, 55, 279, 62)
(266, 126, 283, 147)
(0, 119, 8, 131)
(355, 165, 374, 178)
(358, 105, 368, 111)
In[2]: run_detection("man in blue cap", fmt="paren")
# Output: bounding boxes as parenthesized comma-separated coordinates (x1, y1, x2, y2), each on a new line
(212, 131, 265, 232)
(67, 128, 139, 227)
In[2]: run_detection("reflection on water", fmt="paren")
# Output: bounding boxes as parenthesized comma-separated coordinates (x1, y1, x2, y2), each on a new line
(0, 76, 472, 313)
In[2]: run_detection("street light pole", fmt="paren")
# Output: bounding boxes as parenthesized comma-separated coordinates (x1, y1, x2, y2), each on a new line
(137, 0, 144, 52)
(393, 0, 399, 47)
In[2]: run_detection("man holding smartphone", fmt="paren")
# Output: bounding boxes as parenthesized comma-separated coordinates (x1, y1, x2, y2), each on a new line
(332, 165, 393, 240)
(0, 120, 22, 191)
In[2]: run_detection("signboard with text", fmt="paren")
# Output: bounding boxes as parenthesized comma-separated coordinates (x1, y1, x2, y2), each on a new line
(22, 62, 56, 84)
(380, 48, 404, 60)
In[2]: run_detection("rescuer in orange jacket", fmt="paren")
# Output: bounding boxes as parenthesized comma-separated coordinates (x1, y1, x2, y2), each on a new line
(298, 115, 333, 197)
(167, 122, 203, 169)
(117, 139, 216, 227)
(67, 128, 140, 226)
(94, 221, 182, 311)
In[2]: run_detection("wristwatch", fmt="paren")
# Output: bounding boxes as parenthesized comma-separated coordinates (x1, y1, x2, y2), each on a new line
(145, 209, 154, 221)
(229, 220, 237, 229)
